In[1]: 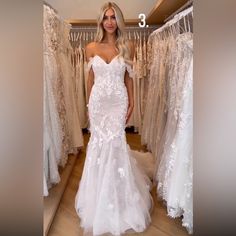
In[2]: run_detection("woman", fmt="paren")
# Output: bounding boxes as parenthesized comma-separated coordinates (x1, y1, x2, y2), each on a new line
(75, 2, 153, 235)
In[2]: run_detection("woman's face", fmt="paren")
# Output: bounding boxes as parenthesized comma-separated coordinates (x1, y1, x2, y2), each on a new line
(102, 8, 117, 34)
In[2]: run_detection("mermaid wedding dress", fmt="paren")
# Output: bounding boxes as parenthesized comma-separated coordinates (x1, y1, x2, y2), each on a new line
(75, 55, 154, 236)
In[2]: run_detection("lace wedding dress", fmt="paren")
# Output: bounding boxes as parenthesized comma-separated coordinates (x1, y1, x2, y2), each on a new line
(156, 33, 193, 233)
(75, 55, 154, 236)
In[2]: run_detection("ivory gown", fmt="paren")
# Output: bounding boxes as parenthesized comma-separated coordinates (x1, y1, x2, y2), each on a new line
(75, 55, 154, 236)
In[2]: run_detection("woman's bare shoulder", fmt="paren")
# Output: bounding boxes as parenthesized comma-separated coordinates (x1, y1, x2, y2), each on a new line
(85, 42, 98, 59)
(86, 42, 97, 50)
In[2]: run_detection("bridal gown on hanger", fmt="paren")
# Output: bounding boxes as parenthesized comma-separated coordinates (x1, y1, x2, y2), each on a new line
(75, 54, 154, 236)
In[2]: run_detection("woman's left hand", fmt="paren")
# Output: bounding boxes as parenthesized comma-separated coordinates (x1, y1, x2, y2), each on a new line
(125, 104, 134, 124)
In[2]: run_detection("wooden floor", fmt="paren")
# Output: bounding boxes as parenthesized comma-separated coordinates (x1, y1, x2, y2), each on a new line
(48, 131, 189, 236)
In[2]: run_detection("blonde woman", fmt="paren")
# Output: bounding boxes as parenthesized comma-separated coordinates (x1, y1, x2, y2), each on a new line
(75, 2, 153, 235)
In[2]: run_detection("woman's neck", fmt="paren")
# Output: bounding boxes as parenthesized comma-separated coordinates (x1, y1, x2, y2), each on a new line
(102, 33, 116, 45)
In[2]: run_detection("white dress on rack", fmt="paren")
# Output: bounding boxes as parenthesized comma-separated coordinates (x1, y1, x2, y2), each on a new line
(57, 23, 84, 158)
(75, 46, 88, 129)
(157, 32, 193, 234)
(75, 55, 154, 236)
(43, 5, 62, 195)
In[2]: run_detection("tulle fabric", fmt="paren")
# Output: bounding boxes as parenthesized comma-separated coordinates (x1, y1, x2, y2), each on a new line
(75, 55, 153, 235)
(75, 138, 153, 236)
(156, 33, 193, 233)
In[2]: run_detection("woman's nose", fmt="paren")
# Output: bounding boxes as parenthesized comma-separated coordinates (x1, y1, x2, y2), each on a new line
(108, 17, 112, 24)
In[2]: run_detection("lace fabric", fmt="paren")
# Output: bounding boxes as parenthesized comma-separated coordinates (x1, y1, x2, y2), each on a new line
(43, 5, 62, 196)
(75, 55, 154, 235)
(156, 33, 193, 234)
(141, 29, 193, 233)
(43, 4, 84, 196)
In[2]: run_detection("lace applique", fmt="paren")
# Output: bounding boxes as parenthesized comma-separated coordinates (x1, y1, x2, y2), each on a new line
(125, 63, 134, 78)
(86, 56, 134, 79)
(118, 167, 125, 178)
(75, 52, 153, 235)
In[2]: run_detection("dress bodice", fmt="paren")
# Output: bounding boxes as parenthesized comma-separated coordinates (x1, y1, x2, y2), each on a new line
(88, 55, 134, 86)
(87, 55, 133, 142)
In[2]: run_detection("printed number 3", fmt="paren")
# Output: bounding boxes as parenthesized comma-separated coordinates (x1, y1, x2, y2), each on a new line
(138, 13, 146, 28)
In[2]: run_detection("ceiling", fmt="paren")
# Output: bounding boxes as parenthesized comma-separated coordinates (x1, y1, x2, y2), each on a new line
(45, 0, 157, 21)
(45, 0, 189, 25)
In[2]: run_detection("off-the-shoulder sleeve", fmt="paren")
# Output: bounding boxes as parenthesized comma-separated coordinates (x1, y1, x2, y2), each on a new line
(125, 63, 134, 78)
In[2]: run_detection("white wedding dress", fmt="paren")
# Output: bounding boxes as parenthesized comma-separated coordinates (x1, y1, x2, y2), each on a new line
(75, 55, 154, 236)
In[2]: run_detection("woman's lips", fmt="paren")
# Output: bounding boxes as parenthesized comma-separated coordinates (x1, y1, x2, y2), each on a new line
(106, 26, 114, 30)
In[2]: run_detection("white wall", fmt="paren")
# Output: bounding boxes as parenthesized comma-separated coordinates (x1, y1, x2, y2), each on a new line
(45, 0, 157, 20)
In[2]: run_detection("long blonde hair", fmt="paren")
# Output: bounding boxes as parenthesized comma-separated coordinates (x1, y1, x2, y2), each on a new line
(95, 2, 132, 63)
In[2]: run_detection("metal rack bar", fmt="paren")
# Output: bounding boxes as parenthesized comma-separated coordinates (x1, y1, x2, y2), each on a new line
(43, 1, 58, 14)
(71, 25, 159, 31)
(164, 0, 193, 23)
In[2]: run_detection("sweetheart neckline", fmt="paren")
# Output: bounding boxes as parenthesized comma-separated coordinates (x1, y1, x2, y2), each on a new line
(87, 55, 134, 78)
(89, 55, 120, 65)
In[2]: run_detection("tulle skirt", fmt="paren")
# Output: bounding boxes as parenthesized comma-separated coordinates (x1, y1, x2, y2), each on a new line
(75, 134, 154, 236)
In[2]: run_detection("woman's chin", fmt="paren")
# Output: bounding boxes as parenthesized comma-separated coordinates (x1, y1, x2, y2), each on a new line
(105, 28, 116, 34)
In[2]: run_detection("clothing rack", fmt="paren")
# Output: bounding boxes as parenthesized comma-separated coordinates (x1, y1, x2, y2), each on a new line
(43, 1, 58, 14)
(44, 1, 72, 30)
(164, 0, 193, 23)
(69, 25, 159, 46)
(150, 6, 193, 37)
(71, 25, 159, 31)
(70, 25, 159, 37)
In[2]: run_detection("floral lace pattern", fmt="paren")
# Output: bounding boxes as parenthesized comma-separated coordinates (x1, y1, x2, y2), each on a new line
(75, 55, 154, 236)
(141, 29, 193, 233)
(43, 4, 83, 196)
(156, 33, 193, 234)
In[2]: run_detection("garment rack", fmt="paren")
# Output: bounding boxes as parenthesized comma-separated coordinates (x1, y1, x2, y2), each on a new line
(43, 1, 58, 14)
(164, 0, 193, 23)
(150, 5, 193, 37)
(71, 25, 159, 30)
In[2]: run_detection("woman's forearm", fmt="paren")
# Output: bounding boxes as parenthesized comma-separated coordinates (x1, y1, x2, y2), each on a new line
(124, 73, 134, 107)
(87, 73, 94, 103)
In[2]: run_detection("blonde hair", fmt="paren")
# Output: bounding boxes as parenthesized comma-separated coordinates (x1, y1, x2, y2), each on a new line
(95, 2, 132, 63)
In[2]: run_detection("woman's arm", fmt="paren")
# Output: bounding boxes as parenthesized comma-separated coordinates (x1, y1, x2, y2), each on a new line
(85, 43, 95, 103)
(124, 41, 135, 124)
(124, 71, 134, 124)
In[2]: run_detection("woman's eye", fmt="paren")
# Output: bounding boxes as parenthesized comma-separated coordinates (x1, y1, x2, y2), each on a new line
(103, 16, 116, 20)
